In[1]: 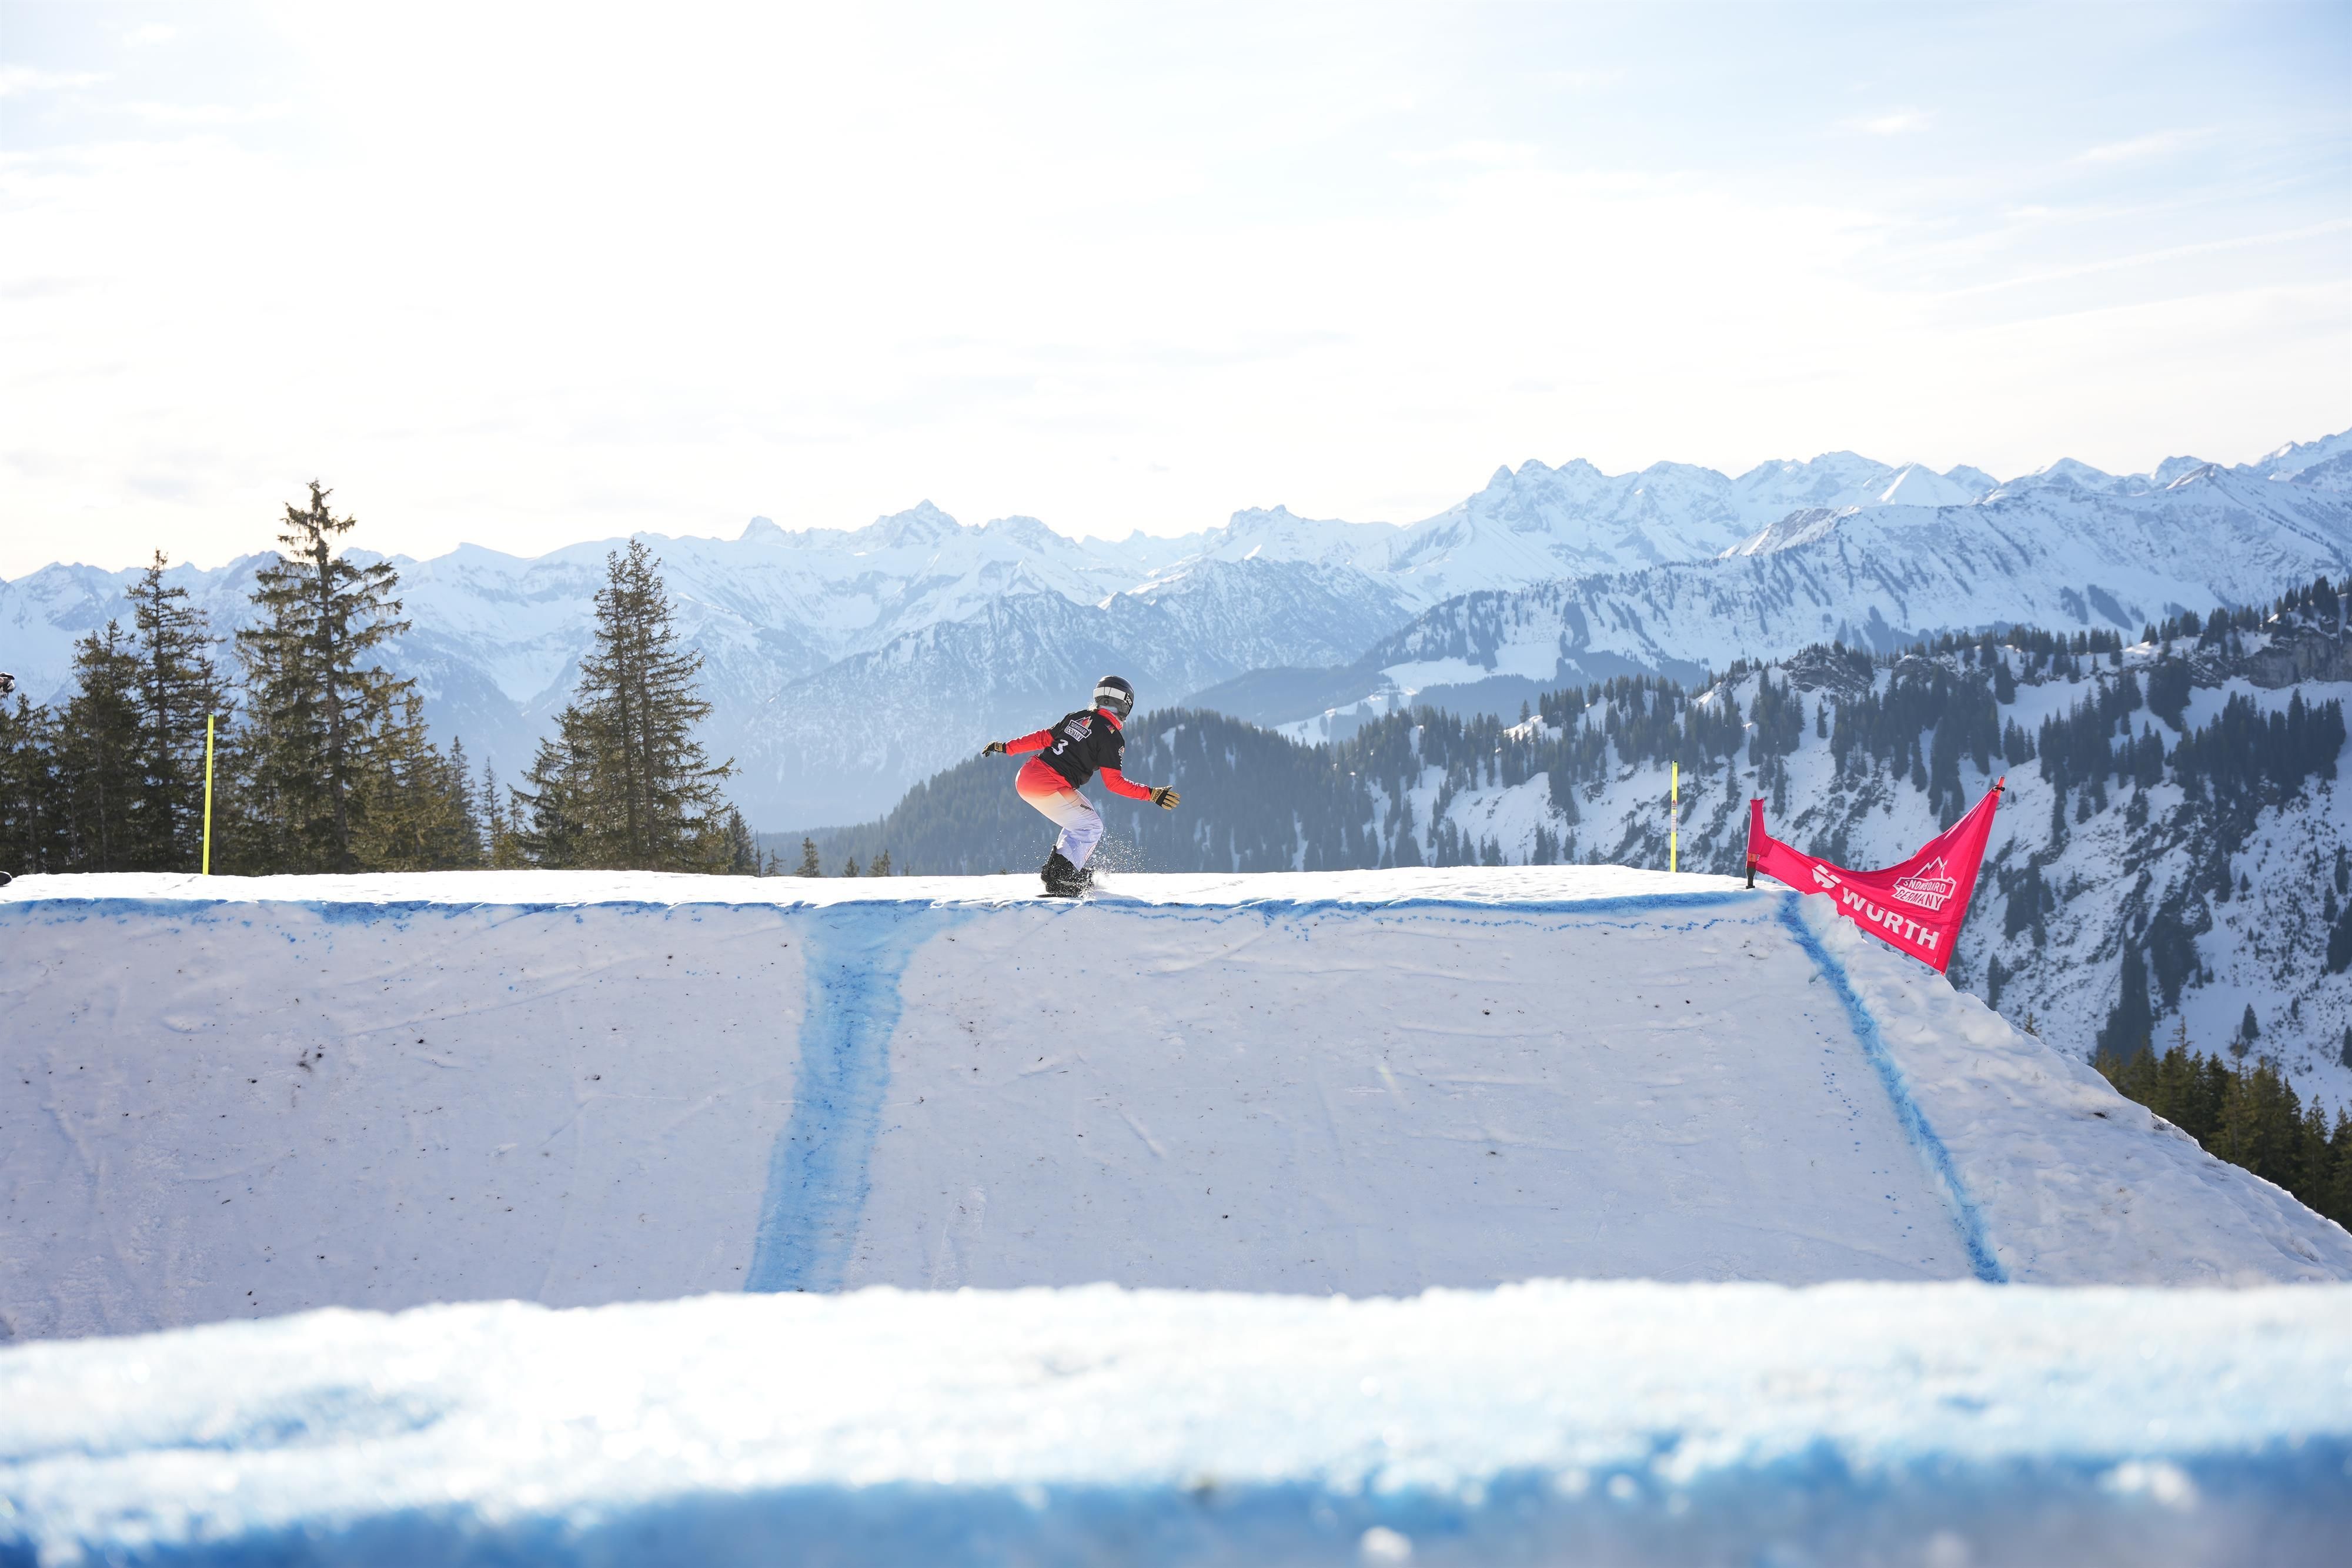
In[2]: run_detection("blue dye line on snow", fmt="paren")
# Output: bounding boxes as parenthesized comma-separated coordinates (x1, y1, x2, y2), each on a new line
(1776, 898, 2007, 1285)
(744, 903, 954, 1294)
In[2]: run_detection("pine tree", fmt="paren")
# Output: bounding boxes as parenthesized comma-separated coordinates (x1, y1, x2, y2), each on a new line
(56, 623, 146, 870)
(2214, 1055, 2301, 1191)
(478, 759, 517, 867)
(531, 540, 734, 870)
(2094, 943, 2153, 1065)
(842, 855, 861, 877)
(2294, 1101, 2337, 1207)
(510, 710, 596, 869)
(2100, 1031, 2158, 1106)
(797, 836, 821, 877)
(871, 849, 892, 877)
(351, 704, 482, 870)
(722, 805, 758, 875)
(2004, 860, 2047, 946)
(127, 553, 230, 870)
(2327, 900, 2352, 975)
(0, 693, 63, 874)
(235, 483, 414, 871)
(429, 730, 483, 866)
(2324, 1113, 2352, 1228)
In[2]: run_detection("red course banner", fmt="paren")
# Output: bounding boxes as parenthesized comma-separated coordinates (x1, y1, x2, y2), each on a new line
(1746, 782, 2003, 972)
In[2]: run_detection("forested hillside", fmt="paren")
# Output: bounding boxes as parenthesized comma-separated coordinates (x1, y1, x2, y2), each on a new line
(783, 579, 2352, 1112)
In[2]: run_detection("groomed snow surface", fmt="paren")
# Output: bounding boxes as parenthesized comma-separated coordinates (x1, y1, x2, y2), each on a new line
(5, 868, 2350, 1564)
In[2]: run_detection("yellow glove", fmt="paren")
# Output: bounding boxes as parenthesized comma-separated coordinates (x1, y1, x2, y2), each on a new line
(1149, 785, 1180, 809)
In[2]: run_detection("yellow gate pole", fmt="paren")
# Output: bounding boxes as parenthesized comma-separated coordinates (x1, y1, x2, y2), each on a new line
(202, 716, 216, 875)
(1669, 761, 1679, 873)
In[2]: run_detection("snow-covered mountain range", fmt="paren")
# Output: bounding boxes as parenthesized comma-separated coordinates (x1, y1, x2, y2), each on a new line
(1248, 460, 2352, 745)
(3, 432, 2347, 825)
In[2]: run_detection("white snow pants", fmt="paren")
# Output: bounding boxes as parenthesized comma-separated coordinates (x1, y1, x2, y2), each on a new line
(1017, 759, 1104, 869)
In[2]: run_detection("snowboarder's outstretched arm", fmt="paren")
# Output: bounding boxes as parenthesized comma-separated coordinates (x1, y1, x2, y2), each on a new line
(1097, 766, 1152, 801)
(1101, 767, 1179, 809)
(983, 728, 1054, 758)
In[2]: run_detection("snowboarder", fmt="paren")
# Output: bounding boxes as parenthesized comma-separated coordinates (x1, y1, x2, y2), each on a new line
(984, 676, 1179, 897)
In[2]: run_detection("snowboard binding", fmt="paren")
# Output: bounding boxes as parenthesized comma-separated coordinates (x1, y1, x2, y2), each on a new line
(1041, 851, 1091, 900)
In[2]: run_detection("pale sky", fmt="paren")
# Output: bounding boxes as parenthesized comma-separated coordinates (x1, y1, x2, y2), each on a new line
(2, 0, 2348, 577)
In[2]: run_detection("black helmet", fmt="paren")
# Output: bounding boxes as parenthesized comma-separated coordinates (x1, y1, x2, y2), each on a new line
(1093, 675, 1135, 719)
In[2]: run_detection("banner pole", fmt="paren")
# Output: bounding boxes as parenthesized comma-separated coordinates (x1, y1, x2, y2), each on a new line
(1669, 761, 1678, 873)
(202, 716, 215, 875)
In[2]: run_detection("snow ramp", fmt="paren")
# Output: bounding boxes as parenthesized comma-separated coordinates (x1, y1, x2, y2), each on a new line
(6, 867, 2344, 1342)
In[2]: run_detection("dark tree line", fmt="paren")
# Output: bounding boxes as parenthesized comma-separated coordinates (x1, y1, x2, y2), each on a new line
(2141, 577, 2343, 651)
(2, 487, 480, 875)
(2, 489, 752, 877)
(2100, 1031, 2352, 1229)
(2171, 691, 2346, 810)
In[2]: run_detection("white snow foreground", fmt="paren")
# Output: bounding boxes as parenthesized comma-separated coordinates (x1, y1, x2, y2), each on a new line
(5, 868, 2348, 1346)
(5, 1281, 2350, 1566)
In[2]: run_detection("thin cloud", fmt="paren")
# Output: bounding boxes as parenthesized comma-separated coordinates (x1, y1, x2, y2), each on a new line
(2075, 128, 2211, 165)
(1849, 109, 1930, 136)
(119, 101, 293, 127)
(1539, 67, 1623, 91)
(0, 66, 109, 98)
(1934, 218, 2352, 299)
(1395, 141, 1538, 169)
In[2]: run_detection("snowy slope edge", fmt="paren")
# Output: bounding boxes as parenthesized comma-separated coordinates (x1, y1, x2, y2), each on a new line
(1796, 895, 2352, 1283)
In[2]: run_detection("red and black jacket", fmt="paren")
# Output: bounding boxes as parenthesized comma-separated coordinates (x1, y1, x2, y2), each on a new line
(1005, 708, 1154, 800)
